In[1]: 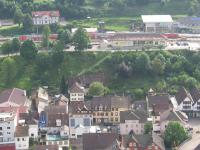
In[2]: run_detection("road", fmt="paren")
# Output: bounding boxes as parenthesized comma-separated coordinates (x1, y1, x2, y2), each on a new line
(179, 119, 200, 150)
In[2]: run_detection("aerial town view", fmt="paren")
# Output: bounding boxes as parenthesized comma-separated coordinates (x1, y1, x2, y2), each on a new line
(1, 0, 200, 150)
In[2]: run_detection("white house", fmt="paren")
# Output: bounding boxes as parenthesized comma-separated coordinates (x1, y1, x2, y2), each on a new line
(32, 11, 60, 25)
(141, 15, 173, 33)
(37, 87, 50, 113)
(119, 110, 147, 135)
(0, 108, 18, 144)
(14, 126, 29, 150)
(175, 87, 194, 117)
(69, 82, 85, 102)
(69, 105, 93, 138)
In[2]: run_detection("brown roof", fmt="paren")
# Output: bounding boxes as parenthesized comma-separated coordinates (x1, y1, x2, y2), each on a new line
(175, 87, 193, 105)
(190, 87, 200, 104)
(69, 101, 90, 113)
(14, 126, 29, 137)
(47, 113, 69, 127)
(19, 112, 38, 125)
(90, 95, 131, 111)
(44, 105, 67, 114)
(147, 94, 171, 113)
(69, 82, 84, 93)
(120, 110, 147, 123)
(33, 145, 59, 150)
(0, 88, 27, 106)
(82, 133, 118, 150)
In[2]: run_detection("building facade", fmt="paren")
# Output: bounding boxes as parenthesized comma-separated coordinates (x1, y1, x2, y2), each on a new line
(32, 11, 60, 25)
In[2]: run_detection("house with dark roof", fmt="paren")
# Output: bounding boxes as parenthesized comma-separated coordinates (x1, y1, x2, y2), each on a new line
(146, 92, 171, 116)
(39, 113, 70, 150)
(175, 87, 194, 117)
(159, 110, 188, 133)
(69, 82, 85, 102)
(120, 110, 147, 135)
(190, 87, 200, 117)
(90, 95, 132, 124)
(120, 132, 165, 150)
(82, 133, 119, 150)
(69, 105, 93, 138)
(14, 126, 29, 150)
(0, 88, 29, 107)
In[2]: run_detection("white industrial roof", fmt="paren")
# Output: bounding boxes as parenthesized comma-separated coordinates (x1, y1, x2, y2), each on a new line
(141, 15, 173, 23)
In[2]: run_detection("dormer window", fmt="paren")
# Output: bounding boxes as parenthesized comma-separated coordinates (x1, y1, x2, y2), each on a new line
(99, 105, 103, 111)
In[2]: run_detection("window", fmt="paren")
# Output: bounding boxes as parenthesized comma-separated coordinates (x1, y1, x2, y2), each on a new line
(31, 133, 34, 137)
(83, 118, 90, 126)
(111, 112, 113, 116)
(70, 119, 75, 127)
(115, 118, 118, 122)
(111, 118, 113, 121)
(112, 108, 114, 111)
(7, 127, 10, 129)
(105, 112, 108, 116)
(7, 132, 10, 135)
(22, 138, 25, 141)
(115, 112, 118, 116)
(126, 124, 128, 128)
(0, 127, 2, 130)
(17, 138, 20, 141)
(115, 108, 118, 111)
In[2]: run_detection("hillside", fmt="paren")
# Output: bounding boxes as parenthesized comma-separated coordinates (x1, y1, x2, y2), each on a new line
(1, 50, 200, 99)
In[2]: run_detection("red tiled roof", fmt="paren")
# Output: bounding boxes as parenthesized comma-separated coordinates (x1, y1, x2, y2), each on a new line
(0, 88, 27, 107)
(32, 11, 60, 17)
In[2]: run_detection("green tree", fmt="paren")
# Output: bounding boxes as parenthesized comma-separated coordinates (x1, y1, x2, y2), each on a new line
(144, 122, 152, 134)
(1, 41, 12, 55)
(13, 7, 23, 26)
(60, 75, 68, 94)
(42, 25, 51, 49)
(135, 52, 151, 74)
(73, 27, 90, 51)
(11, 38, 21, 53)
(0, 57, 17, 86)
(58, 29, 71, 45)
(23, 14, 33, 33)
(164, 122, 188, 148)
(20, 40, 37, 61)
(152, 57, 165, 75)
(51, 41, 64, 67)
(88, 82, 109, 96)
(133, 88, 144, 99)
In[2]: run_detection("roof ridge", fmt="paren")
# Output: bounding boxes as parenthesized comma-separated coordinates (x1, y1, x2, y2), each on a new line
(8, 88, 15, 103)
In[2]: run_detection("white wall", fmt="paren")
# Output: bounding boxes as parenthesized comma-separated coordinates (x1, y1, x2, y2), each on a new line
(29, 124, 38, 139)
(120, 120, 144, 135)
(15, 136, 29, 150)
(70, 93, 84, 101)
(0, 113, 17, 143)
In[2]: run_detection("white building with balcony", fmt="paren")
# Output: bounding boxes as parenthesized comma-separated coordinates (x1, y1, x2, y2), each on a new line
(0, 109, 18, 144)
